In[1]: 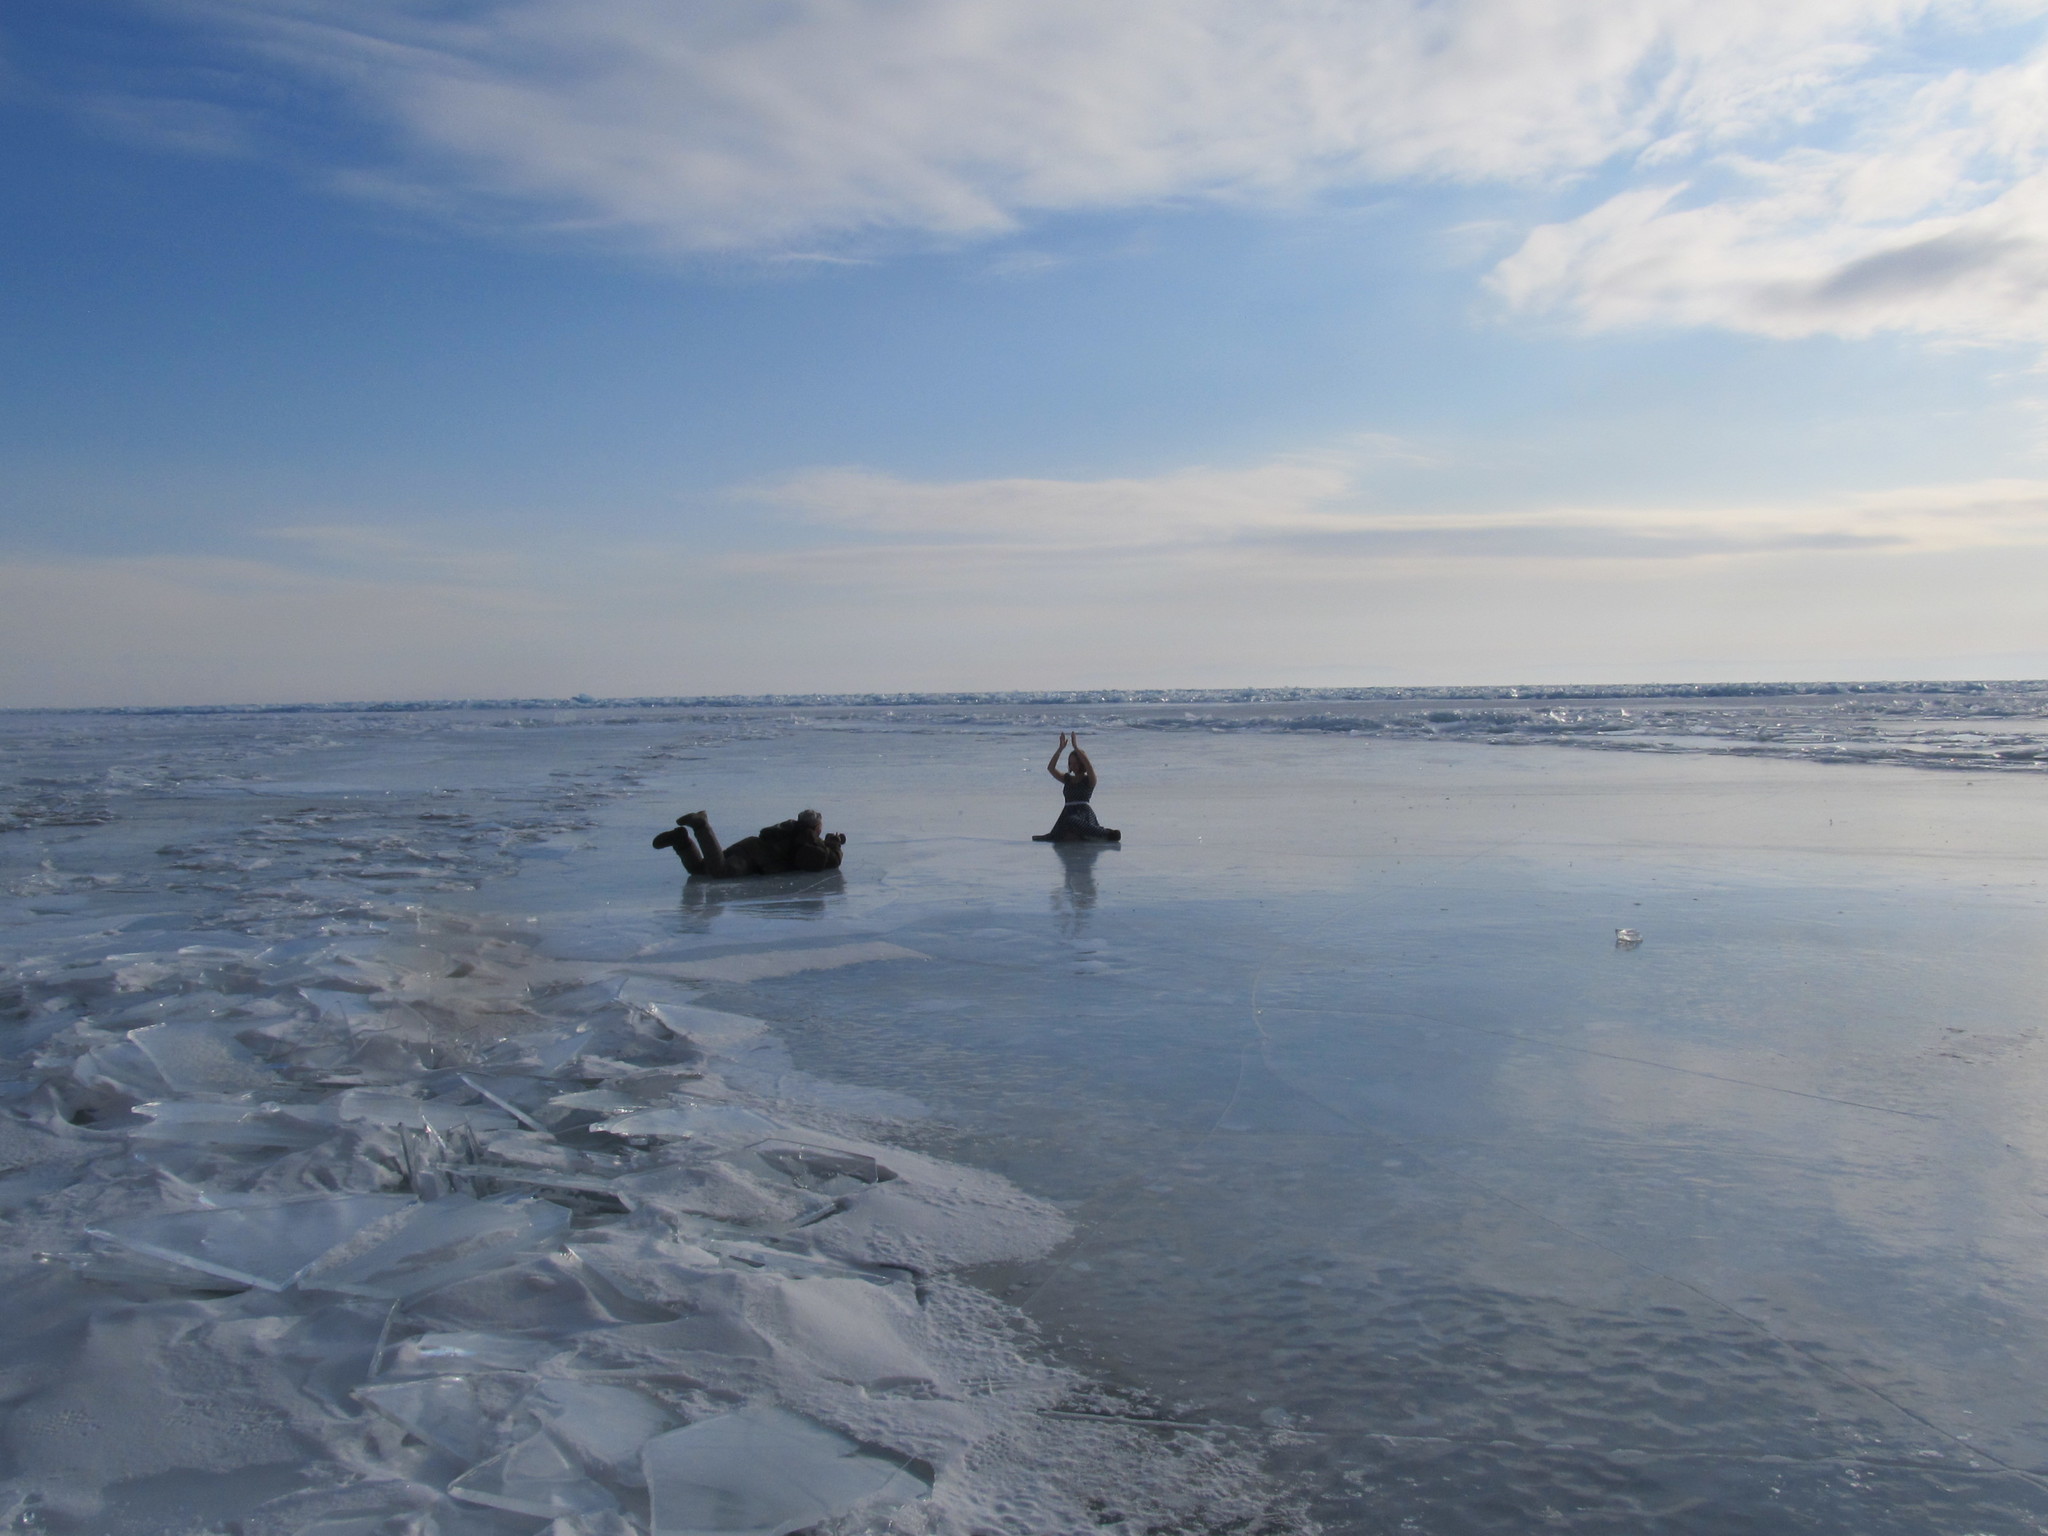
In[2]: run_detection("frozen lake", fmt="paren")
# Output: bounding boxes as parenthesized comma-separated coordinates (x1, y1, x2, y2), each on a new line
(5, 691, 2048, 1533)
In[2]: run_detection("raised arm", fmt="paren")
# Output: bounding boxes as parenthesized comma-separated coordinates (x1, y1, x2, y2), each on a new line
(1066, 744, 1097, 786)
(1045, 732, 1071, 783)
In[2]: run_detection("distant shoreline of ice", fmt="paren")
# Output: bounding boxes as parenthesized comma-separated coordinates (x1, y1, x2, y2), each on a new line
(7, 678, 2045, 717)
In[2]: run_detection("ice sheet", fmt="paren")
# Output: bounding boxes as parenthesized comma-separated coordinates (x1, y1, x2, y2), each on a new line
(11, 695, 2048, 1534)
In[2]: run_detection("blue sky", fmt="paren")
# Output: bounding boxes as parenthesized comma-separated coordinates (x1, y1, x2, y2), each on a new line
(6, 0, 2048, 705)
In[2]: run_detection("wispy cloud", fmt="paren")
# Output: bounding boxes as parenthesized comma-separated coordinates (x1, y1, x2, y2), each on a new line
(12, 461, 2048, 703)
(259, 523, 531, 583)
(744, 458, 1366, 546)
(742, 458, 2048, 565)
(1491, 37, 2048, 345)
(141, 0, 2020, 262)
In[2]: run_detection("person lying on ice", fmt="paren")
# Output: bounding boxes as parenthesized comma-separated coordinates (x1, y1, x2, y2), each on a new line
(653, 809, 845, 878)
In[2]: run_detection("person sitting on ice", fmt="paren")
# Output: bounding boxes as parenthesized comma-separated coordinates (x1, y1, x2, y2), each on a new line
(654, 809, 845, 878)
(1033, 732, 1121, 843)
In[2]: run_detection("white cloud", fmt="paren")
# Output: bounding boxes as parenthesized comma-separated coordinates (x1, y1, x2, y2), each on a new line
(12, 518, 2048, 705)
(154, 0, 2011, 256)
(13, 462, 2048, 703)
(1491, 38, 2048, 343)
(746, 458, 1364, 545)
(745, 458, 2048, 560)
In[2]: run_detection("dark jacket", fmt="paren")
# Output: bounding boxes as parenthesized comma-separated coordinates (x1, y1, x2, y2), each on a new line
(754, 818, 843, 873)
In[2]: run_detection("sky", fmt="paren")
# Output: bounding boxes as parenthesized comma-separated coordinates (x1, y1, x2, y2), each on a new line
(5, 0, 2048, 705)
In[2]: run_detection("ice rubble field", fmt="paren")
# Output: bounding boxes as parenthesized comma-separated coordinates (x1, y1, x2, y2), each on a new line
(0, 709, 1297, 1536)
(8, 687, 2048, 1536)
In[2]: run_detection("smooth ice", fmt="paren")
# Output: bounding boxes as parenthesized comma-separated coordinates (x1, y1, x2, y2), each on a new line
(8, 692, 2048, 1533)
(641, 1406, 930, 1536)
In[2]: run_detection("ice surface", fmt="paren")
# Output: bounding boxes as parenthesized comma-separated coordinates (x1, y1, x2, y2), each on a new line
(384, 1330, 557, 1375)
(641, 1406, 930, 1536)
(595, 1103, 783, 1141)
(128, 1099, 334, 1149)
(663, 941, 929, 984)
(90, 1193, 414, 1290)
(306, 1193, 572, 1299)
(16, 696, 2048, 1533)
(336, 1089, 516, 1136)
(354, 1375, 505, 1461)
(129, 1020, 277, 1093)
(452, 1430, 621, 1518)
(528, 1380, 675, 1480)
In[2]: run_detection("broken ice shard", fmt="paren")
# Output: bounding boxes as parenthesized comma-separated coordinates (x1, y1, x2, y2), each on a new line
(451, 1430, 620, 1519)
(384, 1330, 557, 1375)
(529, 1380, 674, 1482)
(89, 1192, 413, 1291)
(128, 1099, 334, 1149)
(130, 1020, 278, 1093)
(641, 1406, 929, 1536)
(305, 1192, 571, 1299)
(336, 1089, 516, 1136)
(354, 1376, 501, 1463)
(596, 1103, 780, 1141)
(1615, 928, 1643, 949)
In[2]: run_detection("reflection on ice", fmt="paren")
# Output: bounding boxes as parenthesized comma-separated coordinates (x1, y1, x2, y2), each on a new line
(682, 869, 846, 924)
(1051, 841, 1110, 928)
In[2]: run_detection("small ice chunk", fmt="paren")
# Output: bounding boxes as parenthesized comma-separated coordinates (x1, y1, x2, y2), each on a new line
(355, 1376, 500, 1462)
(488, 1027, 603, 1075)
(596, 1104, 780, 1141)
(337, 1089, 516, 1136)
(459, 1072, 547, 1131)
(631, 1001, 769, 1051)
(1615, 928, 1643, 949)
(90, 1192, 414, 1291)
(530, 1380, 674, 1482)
(452, 1431, 620, 1519)
(549, 1088, 644, 1113)
(71, 1039, 172, 1099)
(406, 1251, 675, 1335)
(552, 1068, 702, 1112)
(544, 1516, 641, 1536)
(300, 988, 393, 1028)
(477, 1166, 628, 1200)
(130, 1099, 333, 1149)
(386, 1331, 557, 1375)
(641, 1407, 929, 1536)
(130, 1020, 277, 1093)
(751, 1146, 896, 1193)
(306, 1193, 572, 1299)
